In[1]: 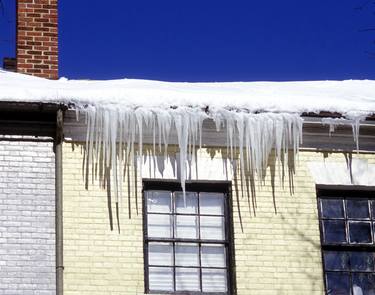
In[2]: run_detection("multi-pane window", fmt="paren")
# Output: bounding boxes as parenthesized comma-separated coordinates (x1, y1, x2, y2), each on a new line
(143, 182, 233, 294)
(318, 189, 375, 295)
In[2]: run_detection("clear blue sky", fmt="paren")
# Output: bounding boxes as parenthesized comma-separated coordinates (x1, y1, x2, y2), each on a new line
(1, 0, 375, 81)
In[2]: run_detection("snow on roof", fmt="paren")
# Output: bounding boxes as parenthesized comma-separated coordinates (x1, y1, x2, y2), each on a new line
(1, 69, 375, 118)
(3, 70, 373, 196)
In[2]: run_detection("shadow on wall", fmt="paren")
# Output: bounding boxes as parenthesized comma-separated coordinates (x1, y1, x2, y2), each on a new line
(275, 213, 323, 295)
(70, 143, 299, 233)
(226, 149, 296, 233)
(71, 142, 140, 233)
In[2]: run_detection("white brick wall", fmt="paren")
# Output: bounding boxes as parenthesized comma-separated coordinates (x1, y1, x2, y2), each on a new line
(0, 140, 55, 295)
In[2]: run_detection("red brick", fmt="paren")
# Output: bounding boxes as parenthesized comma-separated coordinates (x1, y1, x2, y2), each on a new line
(34, 46, 49, 51)
(34, 36, 49, 42)
(34, 64, 49, 69)
(42, 32, 57, 37)
(26, 69, 42, 74)
(17, 0, 58, 79)
(28, 13, 42, 17)
(26, 59, 43, 64)
(35, 27, 50, 32)
(25, 4, 43, 9)
(25, 31, 43, 37)
(17, 63, 33, 69)
(17, 54, 33, 59)
(34, 17, 49, 22)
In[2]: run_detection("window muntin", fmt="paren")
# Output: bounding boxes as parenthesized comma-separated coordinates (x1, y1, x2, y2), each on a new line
(319, 197, 375, 245)
(143, 183, 232, 294)
(318, 190, 375, 295)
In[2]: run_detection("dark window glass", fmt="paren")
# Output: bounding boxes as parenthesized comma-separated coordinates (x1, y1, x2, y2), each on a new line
(348, 222, 372, 244)
(346, 199, 370, 219)
(324, 251, 349, 271)
(352, 273, 375, 295)
(321, 199, 344, 218)
(318, 191, 375, 295)
(323, 220, 346, 244)
(349, 252, 375, 272)
(325, 272, 351, 295)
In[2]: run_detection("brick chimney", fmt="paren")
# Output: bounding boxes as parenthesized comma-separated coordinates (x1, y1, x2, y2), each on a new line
(16, 0, 58, 79)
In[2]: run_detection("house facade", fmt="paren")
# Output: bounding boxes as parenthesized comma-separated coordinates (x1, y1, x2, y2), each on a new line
(1, 1, 375, 295)
(60, 116, 375, 295)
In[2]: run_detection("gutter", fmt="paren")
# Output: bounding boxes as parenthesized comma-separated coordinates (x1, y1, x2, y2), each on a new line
(55, 108, 64, 295)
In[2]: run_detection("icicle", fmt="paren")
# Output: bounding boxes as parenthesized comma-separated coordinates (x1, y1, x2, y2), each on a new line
(236, 113, 245, 184)
(322, 117, 362, 151)
(172, 108, 189, 196)
(135, 109, 144, 180)
(352, 118, 361, 152)
(80, 104, 304, 211)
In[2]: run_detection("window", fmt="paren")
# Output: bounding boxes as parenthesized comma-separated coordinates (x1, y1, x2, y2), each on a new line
(143, 181, 235, 294)
(318, 188, 375, 295)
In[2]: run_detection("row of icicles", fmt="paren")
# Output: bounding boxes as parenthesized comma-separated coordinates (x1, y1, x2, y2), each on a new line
(79, 105, 304, 201)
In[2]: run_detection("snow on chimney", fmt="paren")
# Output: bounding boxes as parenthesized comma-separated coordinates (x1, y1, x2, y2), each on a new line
(16, 0, 58, 79)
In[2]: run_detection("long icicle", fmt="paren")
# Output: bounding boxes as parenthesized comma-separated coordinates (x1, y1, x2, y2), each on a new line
(80, 106, 304, 207)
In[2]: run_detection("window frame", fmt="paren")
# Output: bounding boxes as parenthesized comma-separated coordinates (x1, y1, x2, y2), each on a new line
(143, 180, 236, 295)
(317, 185, 375, 295)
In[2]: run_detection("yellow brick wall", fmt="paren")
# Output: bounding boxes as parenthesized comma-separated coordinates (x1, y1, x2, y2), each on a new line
(62, 142, 375, 295)
(63, 143, 144, 294)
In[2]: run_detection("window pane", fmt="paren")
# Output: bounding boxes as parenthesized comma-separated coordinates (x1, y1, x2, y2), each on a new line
(148, 242, 173, 266)
(349, 251, 375, 271)
(175, 243, 199, 267)
(326, 272, 351, 295)
(175, 267, 200, 291)
(200, 193, 224, 215)
(175, 192, 198, 214)
(201, 244, 226, 268)
(321, 199, 344, 218)
(349, 221, 372, 244)
(200, 216, 225, 240)
(149, 267, 174, 292)
(147, 191, 171, 213)
(371, 200, 375, 220)
(323, 251, 349, 271)
(323, 220, 346, 244)
(175, 215, 198, 239)
(346, 199, 370, 219)
(148, 214, 172, 238)
(352, 273, 375, 295)
(202, 268, 227, 292)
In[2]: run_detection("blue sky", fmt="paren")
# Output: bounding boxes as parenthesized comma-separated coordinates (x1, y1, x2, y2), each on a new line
(1, 0, 375, 81)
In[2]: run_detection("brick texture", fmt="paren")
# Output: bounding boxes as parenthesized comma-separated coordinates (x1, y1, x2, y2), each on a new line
(16, 0, 58, 79)
(62, 142, 375, 294)
(63, 143, 144, 295)
(0, 140, 55, 295)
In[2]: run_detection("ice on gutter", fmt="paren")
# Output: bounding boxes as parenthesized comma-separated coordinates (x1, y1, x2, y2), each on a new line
(322, 116, 367, 151)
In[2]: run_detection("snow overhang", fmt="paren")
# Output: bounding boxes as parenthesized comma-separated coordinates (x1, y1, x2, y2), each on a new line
(1, 69, 375, 118)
